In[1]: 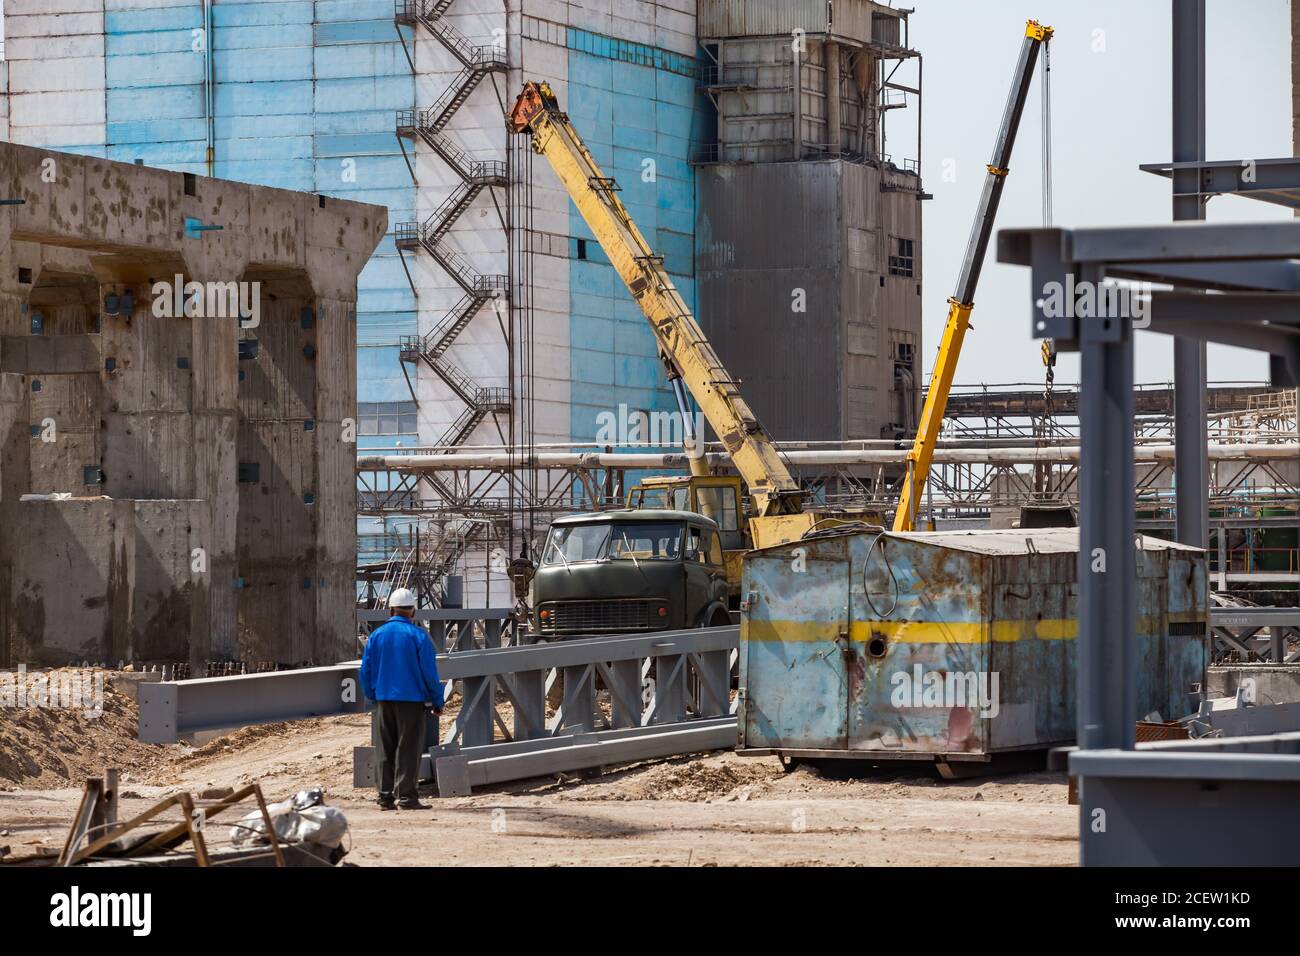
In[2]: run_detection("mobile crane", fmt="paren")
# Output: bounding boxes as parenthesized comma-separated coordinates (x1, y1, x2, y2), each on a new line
(892, 19, 1053, 531)
(508, 81, 845, 563)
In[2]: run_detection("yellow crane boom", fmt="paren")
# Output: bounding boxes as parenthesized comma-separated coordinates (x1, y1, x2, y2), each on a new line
(508, 81, 802, 517)
(893, 19, 1053, 532)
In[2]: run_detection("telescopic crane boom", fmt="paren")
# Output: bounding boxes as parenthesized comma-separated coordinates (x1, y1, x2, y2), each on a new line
(893, 19, 1053, 531)
(508, 81, 803, 519)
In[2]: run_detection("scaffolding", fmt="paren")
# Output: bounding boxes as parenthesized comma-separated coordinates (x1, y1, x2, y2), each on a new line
(355, 382, 1300, 600)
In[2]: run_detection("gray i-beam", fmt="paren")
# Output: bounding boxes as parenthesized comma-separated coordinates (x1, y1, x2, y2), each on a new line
(1077, 262, 1137, 755)
(1172, 0, 1209, 549)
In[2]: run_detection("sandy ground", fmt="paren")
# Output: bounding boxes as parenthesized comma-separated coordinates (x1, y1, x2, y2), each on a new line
(0, 671, 1078, 866)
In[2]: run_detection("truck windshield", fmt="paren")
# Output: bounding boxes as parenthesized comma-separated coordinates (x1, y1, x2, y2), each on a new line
(542, 521, 683, 565)
(542, 524, 610, 565)
(609, 522, 682, 561)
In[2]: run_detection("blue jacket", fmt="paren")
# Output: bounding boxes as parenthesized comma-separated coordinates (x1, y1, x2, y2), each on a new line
(359, 617, 444, 706)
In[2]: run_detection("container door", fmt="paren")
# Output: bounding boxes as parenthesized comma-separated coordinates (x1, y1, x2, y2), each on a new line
(740, 537, 850, 751)
(847, 536, 991, 755)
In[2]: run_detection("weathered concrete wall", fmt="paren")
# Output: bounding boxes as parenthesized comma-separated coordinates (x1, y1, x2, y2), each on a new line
(0, 143, 384, 668)
(1209, 665, 1300, 705)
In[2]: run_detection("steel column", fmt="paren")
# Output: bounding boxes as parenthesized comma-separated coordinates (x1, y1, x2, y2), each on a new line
(1077, 263, 1137, 752)
(1172, 0, 1209, 550)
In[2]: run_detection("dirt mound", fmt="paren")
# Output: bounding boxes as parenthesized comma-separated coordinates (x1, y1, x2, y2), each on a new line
(0, 669, 170, 789)
(564, 755, 781, 802)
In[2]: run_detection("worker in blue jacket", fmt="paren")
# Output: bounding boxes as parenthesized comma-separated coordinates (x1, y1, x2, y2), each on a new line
(359, 588, 444, 810)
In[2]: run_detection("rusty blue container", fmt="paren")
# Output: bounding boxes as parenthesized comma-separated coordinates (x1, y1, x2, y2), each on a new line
(737, 528, 1207, 769)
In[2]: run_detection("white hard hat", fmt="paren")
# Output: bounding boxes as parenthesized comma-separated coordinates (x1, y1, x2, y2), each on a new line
(387, 587, 417, 609)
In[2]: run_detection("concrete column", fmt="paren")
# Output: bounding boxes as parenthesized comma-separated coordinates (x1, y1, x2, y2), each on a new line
(825, 40, 841, 155)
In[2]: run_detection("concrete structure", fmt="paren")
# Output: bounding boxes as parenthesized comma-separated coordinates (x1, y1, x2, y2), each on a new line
(0, 0, 420, 578)
(0, 143, 384, 667)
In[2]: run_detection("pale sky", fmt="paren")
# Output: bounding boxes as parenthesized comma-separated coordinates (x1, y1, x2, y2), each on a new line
(901, 0, 1292, 389)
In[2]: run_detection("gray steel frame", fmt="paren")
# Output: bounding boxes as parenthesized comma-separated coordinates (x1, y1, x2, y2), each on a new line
(995, 0, 1300, 867)
(1209, 607, 1300, 664)
(357, 607, 515, 652)
(141, 626, 741, 793)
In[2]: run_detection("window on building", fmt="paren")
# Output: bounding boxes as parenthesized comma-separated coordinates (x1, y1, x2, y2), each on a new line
(888, 236, 915, 277)
(358, 401, 417, 435)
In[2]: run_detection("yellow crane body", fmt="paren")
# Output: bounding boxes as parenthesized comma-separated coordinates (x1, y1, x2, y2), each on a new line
(509, 82, 803, 520)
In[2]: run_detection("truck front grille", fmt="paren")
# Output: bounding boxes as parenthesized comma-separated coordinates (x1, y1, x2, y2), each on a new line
(539, 599, 664, 635)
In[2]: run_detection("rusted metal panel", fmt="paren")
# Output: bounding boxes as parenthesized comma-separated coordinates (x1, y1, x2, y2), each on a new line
(698, 0, 884, 45)
(741, 535, 849, 749)
(738, 528, 1209, 760)
(846, 533, 990, 754)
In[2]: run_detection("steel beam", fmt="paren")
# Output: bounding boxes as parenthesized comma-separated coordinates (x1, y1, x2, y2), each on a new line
(138, 664, 365, 744)
(1070, 733, 1300, 865)
(431, 718, 738, 797)
(139, 626, 740, 743)
(1000, 221, 1300, 267)
(1141, 157, 1300, 210)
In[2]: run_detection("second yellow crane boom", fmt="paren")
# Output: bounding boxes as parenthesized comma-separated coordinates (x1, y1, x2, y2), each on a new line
(893, 19, 1053, 532)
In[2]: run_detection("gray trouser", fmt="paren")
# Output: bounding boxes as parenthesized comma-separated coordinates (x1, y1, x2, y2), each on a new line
(374, 700, 426, 801)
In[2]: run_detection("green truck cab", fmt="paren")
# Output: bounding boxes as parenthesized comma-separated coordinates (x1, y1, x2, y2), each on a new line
(531, 509, 732, 638)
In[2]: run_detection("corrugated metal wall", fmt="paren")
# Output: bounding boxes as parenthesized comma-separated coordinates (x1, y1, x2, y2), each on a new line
(697, 161, 844, 441)
(698, 0, 887, 44)
(697, 158, 923, 443)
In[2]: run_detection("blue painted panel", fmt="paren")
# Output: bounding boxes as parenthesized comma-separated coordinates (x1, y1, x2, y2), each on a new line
(315, 132, 405, 157)
(210, 2, 315, 28)
(106, 7, 202, 33)
(314, 110, 406, 136)
(108, 118, 207, 145)
(221, 134, 313, 162)
(108, 142, 206, 165)
(315, 20, 403, 46)
(109, 86, 204, 122)
(105, 28, 201, 56)
(316, 0, 395, 22)
(210, 24, 315, 50)
(313, 44, 410, 79)
(215, 80, 314, 116)
(214, 46, 314, 83)
(108, 52, 204, 87)
(741, 538, 850, 749)
(314, 77, 411, 113)
(571, 349, 615, 388)
(313, 170, 413, 199)
(213, 114, 313, 138)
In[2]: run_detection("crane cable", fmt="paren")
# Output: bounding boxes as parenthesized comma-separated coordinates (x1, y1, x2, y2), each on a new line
(1040, 37, 1056, 417)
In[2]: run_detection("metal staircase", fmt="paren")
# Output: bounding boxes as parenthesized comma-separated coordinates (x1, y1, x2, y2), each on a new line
(393, 0, 510, 437)
(393, 0, 512, 591)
